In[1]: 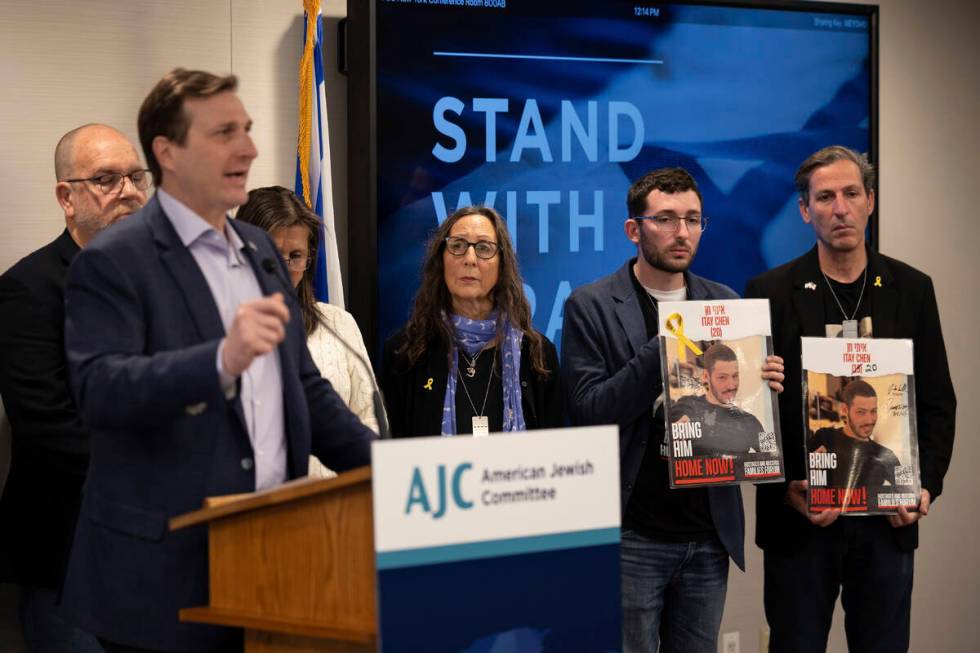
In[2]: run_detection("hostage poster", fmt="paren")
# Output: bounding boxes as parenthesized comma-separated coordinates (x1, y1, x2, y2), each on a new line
(802, 337, 920, 514)
(659, 299, 783, 488)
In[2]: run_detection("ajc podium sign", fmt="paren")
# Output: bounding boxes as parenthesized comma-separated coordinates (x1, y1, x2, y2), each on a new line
(172, 426, 622, 652)
(372, 425, 622, 652)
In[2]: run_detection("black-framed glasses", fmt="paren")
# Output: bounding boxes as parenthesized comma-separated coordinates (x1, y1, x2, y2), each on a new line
(283, 254, 312, 271)
(64, 169, 152, 194)
(630, 214, 708, 233)
(444, 236, 499, 259)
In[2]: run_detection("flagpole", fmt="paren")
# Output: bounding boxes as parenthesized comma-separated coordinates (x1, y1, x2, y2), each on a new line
(297, 0, 345, 307)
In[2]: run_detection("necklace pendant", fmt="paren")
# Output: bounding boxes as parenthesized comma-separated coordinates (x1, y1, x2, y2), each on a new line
(842, 319, 858, 338)
(465, 366, 476, 378)
(472, 415, 489, 437)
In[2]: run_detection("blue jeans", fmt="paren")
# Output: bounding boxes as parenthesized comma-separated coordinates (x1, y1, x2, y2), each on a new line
(620, 530, 730, 653)
(19, 585, 104, 653)
(764, 517, 913, 653)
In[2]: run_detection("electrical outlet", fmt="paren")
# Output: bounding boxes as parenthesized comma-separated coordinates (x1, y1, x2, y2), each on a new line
(722, 631, 740, 653)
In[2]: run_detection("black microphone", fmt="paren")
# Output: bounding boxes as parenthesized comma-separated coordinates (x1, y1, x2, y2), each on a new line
(261, 257, 281, 276)
(261, 258, 391, 439)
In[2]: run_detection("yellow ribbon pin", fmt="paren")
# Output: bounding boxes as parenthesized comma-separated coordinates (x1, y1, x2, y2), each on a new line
(423, 378, 434, 391)
(874, 275, 882, 288)
(664, 313, 703, 362)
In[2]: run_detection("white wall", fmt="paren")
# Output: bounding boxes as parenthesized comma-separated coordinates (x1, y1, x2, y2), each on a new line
(872, 1, 979, 651)
(0, 0, 350, 280)
(1, 1, 977, 651)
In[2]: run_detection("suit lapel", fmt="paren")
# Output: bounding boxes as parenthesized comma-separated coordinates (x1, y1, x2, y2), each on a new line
(55, 229, 81, 268)
(148, 198, 250, 437)
(233, 222, 281, 297)
(427, 345, 451, 428)
(790, 247, 827, 338)
(231, 221, 301, 453)
(867, 249, 899, 338)
(611, 262, 648, 355)
(685, 272, 713, 301)
(147, 196, 226, 343)
(234, 221, 295, 375)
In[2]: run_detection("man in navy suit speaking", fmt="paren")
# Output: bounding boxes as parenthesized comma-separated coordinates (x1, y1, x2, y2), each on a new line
(61, 68, 374, 653)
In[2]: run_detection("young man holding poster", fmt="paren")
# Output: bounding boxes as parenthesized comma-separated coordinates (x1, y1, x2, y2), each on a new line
(745, 145, 956, 653)
(562, 168, 784, 653)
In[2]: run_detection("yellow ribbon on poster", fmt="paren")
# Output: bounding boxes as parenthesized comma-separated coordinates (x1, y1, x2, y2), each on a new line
(664, 313, 703, 362)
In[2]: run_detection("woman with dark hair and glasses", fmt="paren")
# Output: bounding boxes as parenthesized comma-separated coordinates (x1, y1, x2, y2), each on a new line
(236, 187, 380, 475)
(381, 205, 564, 437)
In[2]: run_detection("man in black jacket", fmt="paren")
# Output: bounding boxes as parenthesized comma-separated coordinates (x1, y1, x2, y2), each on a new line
(563, 168, 784, 653)
(0, 123, 148, 651)
(745, 145, 956, 653)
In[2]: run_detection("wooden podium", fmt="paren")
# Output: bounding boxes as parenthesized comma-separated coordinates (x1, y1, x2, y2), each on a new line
(169, 466, 377, 653)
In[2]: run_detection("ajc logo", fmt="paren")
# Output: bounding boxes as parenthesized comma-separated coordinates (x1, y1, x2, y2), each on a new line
(404, 463, 473, 519)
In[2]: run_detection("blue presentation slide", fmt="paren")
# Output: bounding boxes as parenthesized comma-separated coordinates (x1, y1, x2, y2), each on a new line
(374, 1, 871, 349)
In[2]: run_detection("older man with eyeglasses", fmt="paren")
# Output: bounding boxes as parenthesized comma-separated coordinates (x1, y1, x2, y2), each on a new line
(0, 123, 147, 652)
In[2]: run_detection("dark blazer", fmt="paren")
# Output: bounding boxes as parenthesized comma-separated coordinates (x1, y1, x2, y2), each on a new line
(380, 329, 565, 437)
(61, 196, 375, 652)
(745, 246, 956, 553)
(0, 229, 86, 587)
(561, 260, 747, 570)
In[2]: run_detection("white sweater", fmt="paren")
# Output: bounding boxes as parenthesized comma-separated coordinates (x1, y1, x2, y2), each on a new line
(306, 302, 381, 478)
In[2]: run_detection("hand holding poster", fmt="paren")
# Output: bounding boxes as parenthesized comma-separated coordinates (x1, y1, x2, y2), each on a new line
(801, 337, 921, 514)
(659, 299, 784, 488)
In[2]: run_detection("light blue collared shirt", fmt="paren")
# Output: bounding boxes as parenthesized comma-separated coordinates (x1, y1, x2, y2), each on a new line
(158, 189, 287, 491)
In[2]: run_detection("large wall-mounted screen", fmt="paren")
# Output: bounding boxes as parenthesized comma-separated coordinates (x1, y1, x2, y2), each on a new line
(348, 0, 876, 353)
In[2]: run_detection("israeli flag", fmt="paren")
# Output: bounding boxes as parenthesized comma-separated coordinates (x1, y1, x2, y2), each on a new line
(296, 0, 343, 306)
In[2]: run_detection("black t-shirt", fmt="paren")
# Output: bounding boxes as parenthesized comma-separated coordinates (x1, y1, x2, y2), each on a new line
(454, 347, 504, 434)
(809, 427, 900, 488)
(670, 394, 769, 458)
(622, 269, 715, 542)
(822, 270, 873, 337)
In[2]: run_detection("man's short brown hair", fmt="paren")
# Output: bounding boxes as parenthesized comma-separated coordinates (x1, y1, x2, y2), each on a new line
(137, 68, 238, 185)
(702, 343, 737, 373)
(627, 167, 703, 218)
(841, 378, 877, 407)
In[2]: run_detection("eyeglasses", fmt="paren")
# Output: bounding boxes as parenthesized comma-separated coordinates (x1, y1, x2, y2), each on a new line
(444, 236, 499, 260)
(283, 254, 311, 271)
(631, 214, 708, 233)
(64, 169, 152, 194)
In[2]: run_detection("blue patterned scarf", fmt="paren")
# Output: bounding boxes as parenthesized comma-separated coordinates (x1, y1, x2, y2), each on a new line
(441, 311, 526, 436)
